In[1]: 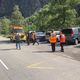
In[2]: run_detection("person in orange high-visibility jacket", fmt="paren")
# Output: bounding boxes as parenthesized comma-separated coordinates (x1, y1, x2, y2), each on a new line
(60, 32, 66, 52)
(49, 31, 57, 52)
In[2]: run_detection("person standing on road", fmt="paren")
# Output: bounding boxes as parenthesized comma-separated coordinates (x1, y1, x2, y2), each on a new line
(49, 31, 57, 52)
(60, 32, 66, 52)
(15, 33, 21, 50)
(31, 32, 39, 45)
(26, 32, 30, 45)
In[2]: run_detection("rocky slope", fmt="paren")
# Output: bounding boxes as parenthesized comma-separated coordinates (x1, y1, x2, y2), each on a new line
(0, 0, 49, 17)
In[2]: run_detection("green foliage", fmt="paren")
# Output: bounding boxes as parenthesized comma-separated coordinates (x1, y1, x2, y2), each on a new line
(0, 17, 11, 34)
(1, 1, 80, 34)
(0, 5, 26, 35)
(11, 5, 25, 26)
(31, 0, 80, 31)
(0, 4, 38, 35)
(24, 17, 37, 31)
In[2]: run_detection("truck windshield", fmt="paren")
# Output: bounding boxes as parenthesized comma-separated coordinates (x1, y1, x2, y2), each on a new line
(13, 29, 24, 33)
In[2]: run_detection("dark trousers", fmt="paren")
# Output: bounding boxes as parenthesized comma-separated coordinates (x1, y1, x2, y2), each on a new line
(51, 43, 55, 52)
(33, 39, 39, 45)
(60, 43, 64, 52)
(16, 42, 21, 49)
(27, 39, 30, 45)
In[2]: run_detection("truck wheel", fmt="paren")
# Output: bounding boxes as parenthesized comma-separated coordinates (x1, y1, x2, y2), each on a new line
(10, 38, 12, 42)
(10, 38, 14, 42)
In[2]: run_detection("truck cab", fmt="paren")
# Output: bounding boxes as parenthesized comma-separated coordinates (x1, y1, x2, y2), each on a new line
(9, 25, 26, 42)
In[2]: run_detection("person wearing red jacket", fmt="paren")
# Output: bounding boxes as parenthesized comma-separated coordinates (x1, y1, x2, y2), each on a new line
(60, 32, 66, 52)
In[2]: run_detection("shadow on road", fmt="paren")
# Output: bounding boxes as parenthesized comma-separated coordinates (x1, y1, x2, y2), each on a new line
(64, 52, 80, 62)
(33, 50, 61, 54)
(0, 40, 12, 44)
(33, 51, 52, 53)
(0, 48, 16, 51)
(62, 44, 80, 61)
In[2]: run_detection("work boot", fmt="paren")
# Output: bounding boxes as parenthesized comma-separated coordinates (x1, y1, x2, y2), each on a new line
(61, 50, 64, 52)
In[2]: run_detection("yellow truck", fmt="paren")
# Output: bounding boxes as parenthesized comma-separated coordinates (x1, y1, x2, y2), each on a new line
(9, 25, 26, 42)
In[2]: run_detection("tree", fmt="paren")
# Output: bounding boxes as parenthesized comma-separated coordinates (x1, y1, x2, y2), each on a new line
(24, 17, 37, 31)
(32, 0, 80, 31)
(11, 5, 24, 26)
(48, 0, 79, 29)
(0, 17, 11, 34)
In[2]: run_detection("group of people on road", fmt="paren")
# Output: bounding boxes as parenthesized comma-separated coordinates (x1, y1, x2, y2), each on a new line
(26, 31, 39, 45)
(49, 30, 66, 52)
(15, 30, 66, 52)
(15, 31, 39, 50)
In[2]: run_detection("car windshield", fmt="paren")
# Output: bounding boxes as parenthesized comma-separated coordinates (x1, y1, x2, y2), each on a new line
(55, 32, 60, 35)
(62, 29, 72, 34)
(36, 32, 44, 36)
(54, 31, 60, 35)
(46, 32, 50, 35)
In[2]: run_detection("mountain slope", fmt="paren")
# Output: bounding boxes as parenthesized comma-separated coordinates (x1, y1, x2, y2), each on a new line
(0, 0, 49, 17)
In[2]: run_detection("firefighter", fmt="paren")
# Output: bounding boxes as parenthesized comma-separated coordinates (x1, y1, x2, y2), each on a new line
(60, 32, 66, 52)
(49, 31, 57, 52)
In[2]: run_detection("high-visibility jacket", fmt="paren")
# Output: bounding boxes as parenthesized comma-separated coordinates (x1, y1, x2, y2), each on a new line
(49, 36, 56, 43)
(60, 33, 66, 43)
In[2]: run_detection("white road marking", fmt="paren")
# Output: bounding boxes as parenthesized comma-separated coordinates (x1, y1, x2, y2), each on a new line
(0, 59, 8, 70)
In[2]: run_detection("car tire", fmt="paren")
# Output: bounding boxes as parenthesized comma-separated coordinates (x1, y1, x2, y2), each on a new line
(74, 39, 78, 45)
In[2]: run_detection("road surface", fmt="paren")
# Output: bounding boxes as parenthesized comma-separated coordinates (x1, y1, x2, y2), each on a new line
(0, 36, 80, 80)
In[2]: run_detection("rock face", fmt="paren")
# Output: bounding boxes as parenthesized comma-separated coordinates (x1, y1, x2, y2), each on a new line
(0, 0, 49, 17)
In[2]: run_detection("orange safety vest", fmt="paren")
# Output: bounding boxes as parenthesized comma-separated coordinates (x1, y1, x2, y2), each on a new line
(49, 36, 56, 43)
(60, 34, 66, 43)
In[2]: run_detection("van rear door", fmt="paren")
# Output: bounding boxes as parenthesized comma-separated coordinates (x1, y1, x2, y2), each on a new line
(78, 28, 80, 41)
(62, 29, 73, 41)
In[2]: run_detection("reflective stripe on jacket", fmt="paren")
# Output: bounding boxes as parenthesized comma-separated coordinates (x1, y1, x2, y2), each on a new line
(49, 36, 56, 43)
(60, 34, 66, 43)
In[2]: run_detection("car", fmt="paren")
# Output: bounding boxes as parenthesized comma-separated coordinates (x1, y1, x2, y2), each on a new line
(61, 27, 80, 45)
(36, 32, 46, 42)
(45, 31, 60, 42)
(45, 32, 51, 42)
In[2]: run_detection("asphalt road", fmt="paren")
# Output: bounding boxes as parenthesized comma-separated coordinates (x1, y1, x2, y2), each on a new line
(0, 36, 80, 80)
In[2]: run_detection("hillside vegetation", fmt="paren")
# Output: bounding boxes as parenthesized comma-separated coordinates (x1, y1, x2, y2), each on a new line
(0, 0, 80, 34)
